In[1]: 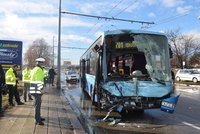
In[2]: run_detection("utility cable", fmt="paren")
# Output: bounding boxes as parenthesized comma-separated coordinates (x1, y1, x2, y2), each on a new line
(87, 0, 126, 33)
(145, 6, 200, 29)
(91, 0, 139, 34)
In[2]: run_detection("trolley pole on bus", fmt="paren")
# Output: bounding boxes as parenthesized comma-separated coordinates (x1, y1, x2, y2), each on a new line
(57, 0, 61, 89)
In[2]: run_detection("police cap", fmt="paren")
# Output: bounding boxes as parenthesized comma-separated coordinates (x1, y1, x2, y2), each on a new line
(35, 58, 45, 62)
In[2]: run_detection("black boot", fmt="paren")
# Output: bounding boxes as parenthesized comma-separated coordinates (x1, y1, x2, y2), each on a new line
(17, 102, 24, 105)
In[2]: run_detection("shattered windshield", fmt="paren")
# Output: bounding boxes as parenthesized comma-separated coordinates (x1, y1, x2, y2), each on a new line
(134, 34, 171, 82)
(105, 33, 171, 82)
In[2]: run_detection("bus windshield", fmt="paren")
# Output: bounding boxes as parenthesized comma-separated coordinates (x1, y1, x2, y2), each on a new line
(106, 33, 171, 83)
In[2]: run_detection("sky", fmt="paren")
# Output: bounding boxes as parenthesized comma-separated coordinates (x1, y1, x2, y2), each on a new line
(0, 0, 200, 65)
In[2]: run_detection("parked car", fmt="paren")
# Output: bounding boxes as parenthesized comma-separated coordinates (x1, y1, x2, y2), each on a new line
(65, 70, 79, 83)
(175, 69, 200, 83)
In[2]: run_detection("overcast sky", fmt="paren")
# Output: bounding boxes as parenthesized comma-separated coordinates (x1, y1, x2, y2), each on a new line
(0, 0, 200, 65)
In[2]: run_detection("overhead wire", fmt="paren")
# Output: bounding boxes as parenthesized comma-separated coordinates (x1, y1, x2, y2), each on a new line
(145, 6, 200, 29)
(87, 0, 125, 33)
(143, 12, 189, 29)
(91, 0, 139, 34)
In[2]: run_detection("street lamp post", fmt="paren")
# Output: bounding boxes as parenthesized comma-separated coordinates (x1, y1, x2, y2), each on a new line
(182, 61, 185, 69)
(57, 0, 61, 89)
(53, 36, 55, 66)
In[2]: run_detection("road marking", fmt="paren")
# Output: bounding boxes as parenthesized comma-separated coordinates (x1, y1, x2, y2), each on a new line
(182, 121, 200, 130)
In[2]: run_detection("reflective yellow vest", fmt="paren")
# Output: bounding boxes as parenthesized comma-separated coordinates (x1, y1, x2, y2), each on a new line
(30, 66, 45, 94)
(5, 68, 17, 86)
(22, 68, 31, 83)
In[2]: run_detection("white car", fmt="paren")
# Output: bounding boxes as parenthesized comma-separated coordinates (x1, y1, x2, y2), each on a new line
(175, 69, 200, 83)
(65, 70, 79, 83)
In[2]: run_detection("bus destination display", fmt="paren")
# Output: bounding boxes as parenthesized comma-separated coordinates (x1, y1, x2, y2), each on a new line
(115, 42, 136, 49)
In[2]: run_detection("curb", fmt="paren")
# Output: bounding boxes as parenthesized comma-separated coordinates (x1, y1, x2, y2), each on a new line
(60, 89, 86, 134)
(175, 83, 200, 88)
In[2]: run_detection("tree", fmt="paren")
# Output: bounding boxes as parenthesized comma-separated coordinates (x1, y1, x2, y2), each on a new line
(189, 53, 200, 67)
(24, 38, 51, 67)
(181, 35, 200, 67)
(165, 29, 200, 68)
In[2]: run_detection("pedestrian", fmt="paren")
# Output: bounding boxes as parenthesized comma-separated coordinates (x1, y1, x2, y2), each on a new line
(0, 64, 5, 117)
(5, 64, 24, 106)
(22, 66, 33, 102)
(48, 66, 56, 86)
(29, 58, 46, 125)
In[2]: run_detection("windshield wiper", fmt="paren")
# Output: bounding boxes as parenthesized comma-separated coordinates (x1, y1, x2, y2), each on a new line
(155, 78, 166, 85)
(113, 82, 123, 97)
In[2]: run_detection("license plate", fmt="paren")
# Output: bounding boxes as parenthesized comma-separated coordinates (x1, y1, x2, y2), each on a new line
(161, 101, 175, 109)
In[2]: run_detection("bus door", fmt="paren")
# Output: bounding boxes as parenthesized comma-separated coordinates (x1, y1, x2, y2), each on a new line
(81, 59, 86, 89)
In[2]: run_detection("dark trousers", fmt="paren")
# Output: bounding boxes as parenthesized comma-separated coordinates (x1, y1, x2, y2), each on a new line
(49, 76, 54, 85)
(7, 85, 20, 104)
(23, 83, 32, 101)
(32, 94, 42, 122)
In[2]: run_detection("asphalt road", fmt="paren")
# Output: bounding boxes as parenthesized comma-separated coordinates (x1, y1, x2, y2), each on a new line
(62, 81, 200, 134)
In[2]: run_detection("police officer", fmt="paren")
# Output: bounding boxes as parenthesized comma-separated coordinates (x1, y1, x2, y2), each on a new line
(5, 64, 24, 106)
(48, 66, 56, 86)
(22, 66, 33, 102)
(30, 58, 46, 125)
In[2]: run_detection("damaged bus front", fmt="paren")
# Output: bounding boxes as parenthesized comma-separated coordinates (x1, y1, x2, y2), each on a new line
(80, 30, 174, 112)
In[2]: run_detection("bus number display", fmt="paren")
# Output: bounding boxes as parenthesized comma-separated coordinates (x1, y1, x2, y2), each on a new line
(115, 42, 136, 49)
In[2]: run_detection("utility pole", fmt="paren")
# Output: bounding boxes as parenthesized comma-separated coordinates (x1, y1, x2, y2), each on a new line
(53, 36, 55, 66)
(57, 0, 61, 89)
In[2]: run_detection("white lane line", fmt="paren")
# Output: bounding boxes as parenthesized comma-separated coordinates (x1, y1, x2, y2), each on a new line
(182, 121, 200, 130)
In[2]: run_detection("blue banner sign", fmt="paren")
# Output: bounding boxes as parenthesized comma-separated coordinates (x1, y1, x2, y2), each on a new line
(0, 40, 23, 70)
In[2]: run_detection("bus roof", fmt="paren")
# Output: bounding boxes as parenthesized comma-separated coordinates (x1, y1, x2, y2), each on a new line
(103, 29, 166, 37)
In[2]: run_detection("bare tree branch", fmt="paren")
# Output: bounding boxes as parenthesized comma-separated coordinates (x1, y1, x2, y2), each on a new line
(24, 38, 51, 67)
(165, 28, 200, 68)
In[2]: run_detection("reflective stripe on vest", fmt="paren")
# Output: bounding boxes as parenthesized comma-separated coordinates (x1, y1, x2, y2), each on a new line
(23, 80, 30, 83)
(30, 81, 44, 84)
(6, 82, 16, 85)
(30, 91, 41, 94)
(30, 83, 44, 94)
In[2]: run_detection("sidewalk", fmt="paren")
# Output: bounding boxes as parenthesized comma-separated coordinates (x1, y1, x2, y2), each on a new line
(0, 86, 86, 134)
